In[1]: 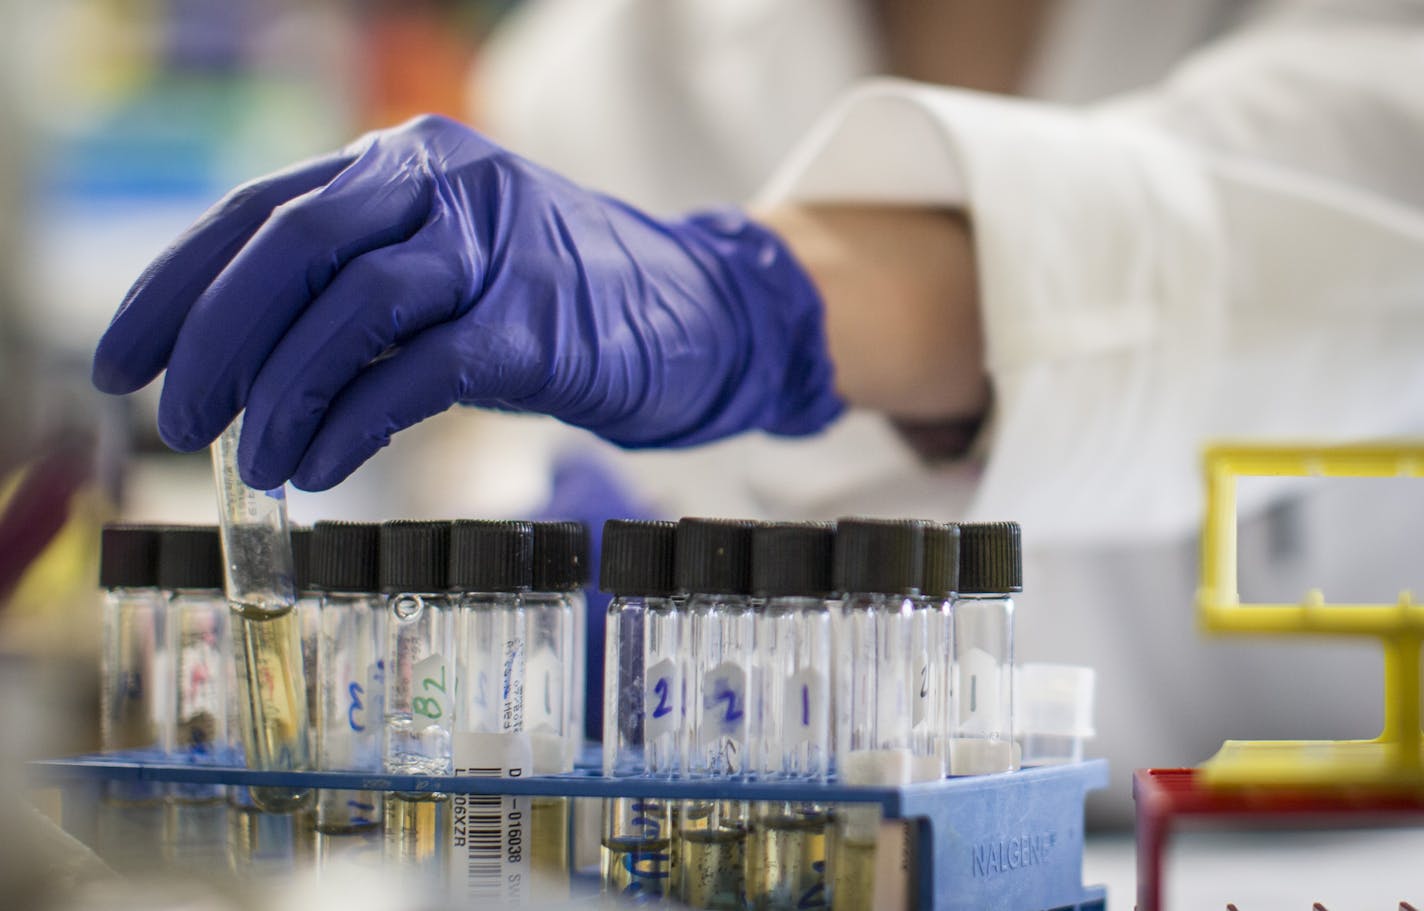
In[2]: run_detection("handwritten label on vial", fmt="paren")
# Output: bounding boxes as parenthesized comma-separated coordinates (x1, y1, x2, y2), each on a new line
(912, 652, 931, 726)
(526, 646, 562, 733)
(960, 647, 1001, 734)
(644, 658, 678, 739)
(411, 653, 449, 731)
(782, 668, 827, 748)
(702, 662, 747, 738)
(451, 732, 533, 902)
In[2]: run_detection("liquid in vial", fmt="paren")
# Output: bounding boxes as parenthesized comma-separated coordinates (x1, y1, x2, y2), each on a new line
(233, 602, 313, 812)
(750, 810, 830, 911)
(680, 822, 749, 910)
(828, 831, 878, 911)
(530, 796, 571, 902)
(602, 832, 674, 898)
(384, 792, 451, 869)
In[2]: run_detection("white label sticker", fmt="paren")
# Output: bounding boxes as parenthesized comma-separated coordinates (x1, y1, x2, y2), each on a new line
(782, 668, 827, 749)
(701, 661, 748, 738)
(411, 653, 450, 731)
(644, 658, 678, 739)
(451, 732, 534, 903)
(526, 647, 562, 734)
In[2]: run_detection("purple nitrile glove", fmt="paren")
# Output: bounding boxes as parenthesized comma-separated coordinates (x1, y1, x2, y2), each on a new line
(91, 115, 843, 491)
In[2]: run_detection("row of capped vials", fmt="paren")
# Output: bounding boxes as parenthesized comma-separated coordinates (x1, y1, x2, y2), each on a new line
(98, 520, 588, 835)
(597, 517, 1095, 908)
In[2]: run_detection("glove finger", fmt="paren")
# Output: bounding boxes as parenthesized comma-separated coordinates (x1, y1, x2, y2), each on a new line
(288, 321, 489, 491)
(92, 148, 360, 395)
(239, 216, 480, 490)
(157, 152, 433, 452)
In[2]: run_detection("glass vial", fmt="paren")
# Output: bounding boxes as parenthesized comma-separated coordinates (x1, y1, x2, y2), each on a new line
(96, 524, 167, 873)
(380, 520, 455, 874)
(526, 521, 588, 771)
(913, 523, 959, 781)
(677, 517, 757, 910)
(161, 527, 229, 788)
(831, 519, 925, 911)
(311, 521, 386, 860)
(99, 524, 168, 764)
(450, 520, 531, 737)
(448, 519, 534, 903)
(749, 522, 835, 911)
(950, 521, 1021, 776)
(212, 418, 312, 813)
(526, 520, 588, 903)
(291, 527, 322, 752)
(600, 520, 677, 902)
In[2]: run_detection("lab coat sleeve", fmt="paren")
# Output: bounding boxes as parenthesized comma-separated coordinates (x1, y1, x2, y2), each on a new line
(757, 5, 1424, 542)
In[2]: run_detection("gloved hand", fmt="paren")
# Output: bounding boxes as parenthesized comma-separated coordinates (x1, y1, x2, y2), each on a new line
(92, 115, 842, 491)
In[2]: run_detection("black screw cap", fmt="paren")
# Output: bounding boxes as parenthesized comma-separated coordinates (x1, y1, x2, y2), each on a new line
(379, 520, 450, 594)
(675, 518, 757, 596)
(290, 527, 313, 595)
(157, 526, 224, 591)
(311, 521, 381, 593)
(600, 520, 676, 597)
(449, 520, 534, 592)
(922, 523, 961, 598)
(833, 518, 925, 596)
(958, 522, 1022, 594)
(532, 521, 589, 592)
(100, 524, 160, 589)
(751, 522, 835, 599)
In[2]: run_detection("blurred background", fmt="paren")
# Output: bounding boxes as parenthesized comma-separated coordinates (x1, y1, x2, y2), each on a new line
(0, 0, 525, 831)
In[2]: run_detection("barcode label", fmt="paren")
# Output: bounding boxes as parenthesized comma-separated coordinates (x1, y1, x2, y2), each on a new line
(451, 733, 533, 903)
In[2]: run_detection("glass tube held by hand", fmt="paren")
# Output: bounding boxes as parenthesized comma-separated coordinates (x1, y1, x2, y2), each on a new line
(212, 417, 312, 812)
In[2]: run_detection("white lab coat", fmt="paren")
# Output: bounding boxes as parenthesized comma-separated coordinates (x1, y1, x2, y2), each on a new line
(473, 0, 1424, 821)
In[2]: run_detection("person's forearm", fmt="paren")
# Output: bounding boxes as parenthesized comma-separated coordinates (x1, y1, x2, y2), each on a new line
(757, 205, 990, 422)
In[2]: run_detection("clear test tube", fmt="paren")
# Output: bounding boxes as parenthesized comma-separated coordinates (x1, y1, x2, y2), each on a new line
(448, 519, 533, 903)
(95, 524, 167, 873)
(310, 522, 386, 859)
(749, 522, 835, 911)
(524, 521, 587, 901)
(211, 418, 312, 813)
(950, 522, 1021, 776)
(380, 520, 455, 873)
(678, 517, 758, 910)
(912, 523, 960, 781)
(600, 520, 677, 902)
(830, 519, 924, 911)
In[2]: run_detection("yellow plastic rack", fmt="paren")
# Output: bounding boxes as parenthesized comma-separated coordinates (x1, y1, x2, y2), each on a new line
(1197, 442, 1424, 790)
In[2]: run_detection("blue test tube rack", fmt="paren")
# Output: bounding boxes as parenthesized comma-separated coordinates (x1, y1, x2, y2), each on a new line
(30, 752, 1107, 911)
